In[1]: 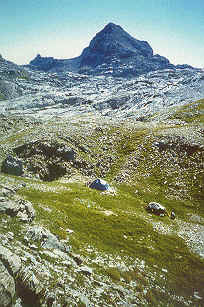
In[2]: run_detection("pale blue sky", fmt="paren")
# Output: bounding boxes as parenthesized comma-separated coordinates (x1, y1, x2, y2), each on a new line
(0, 0, 204, 67)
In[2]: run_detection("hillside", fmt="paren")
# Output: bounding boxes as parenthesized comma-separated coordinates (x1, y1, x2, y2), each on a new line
(0, 22, 204, 306)
(0, 97, 204, 306)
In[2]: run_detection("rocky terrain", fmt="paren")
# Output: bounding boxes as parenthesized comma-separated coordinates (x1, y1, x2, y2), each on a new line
(0, 23, 204, 306)
(0, 61, 204, 122)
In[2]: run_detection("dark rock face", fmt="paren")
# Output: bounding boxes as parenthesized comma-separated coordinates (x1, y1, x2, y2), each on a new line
(29, 54, 58, 72)
(16, 267, 44, 307)
(80, 22, 153, 68)
(1, 155, 23, 176)
(14, 140, 76, 181)
(14, 140, 76, 161)
(28, 54, 81, 73)
(28, 22, 193, 77)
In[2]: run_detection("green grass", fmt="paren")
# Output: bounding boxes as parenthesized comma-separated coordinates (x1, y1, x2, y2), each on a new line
(0, 93, 5, 101)
(17, 179, 204, 300)
(105, 127, 148, 179)
(1, 98, 204, 305)
(16, 74, 29, 81)
(1, 131, 29, 144)
(13, 115, 203, 304)
(170, 98, 204, 124)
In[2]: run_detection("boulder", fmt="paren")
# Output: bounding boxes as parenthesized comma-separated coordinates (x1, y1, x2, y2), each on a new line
(17, 199, 35, 222)
(0, 183, 26, 198)
(89, 178, 110, 191)
(0, 200, 21, 216)
(145, 202, 167, 216)
(25, 226, 70, 252)
(0, 199, 35, 222)
(1, 155, 23, 176)
(0, 245, 21, 276)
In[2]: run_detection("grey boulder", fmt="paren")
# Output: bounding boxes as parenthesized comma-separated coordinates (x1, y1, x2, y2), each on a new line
(1, 155, 23, 176)
(0, 199, 35, 222)
(0, 245, 21, 276)
(145, 202, 167, 216)
(25, 226, 70, 252)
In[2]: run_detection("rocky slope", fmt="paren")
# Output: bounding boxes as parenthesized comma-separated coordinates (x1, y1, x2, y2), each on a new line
(0, 33, 204, 305)
(0, 96, 204, 306)
(28, 23, 195, 77)
(0, 61, 204, 122)
(0, 55, 29, 101)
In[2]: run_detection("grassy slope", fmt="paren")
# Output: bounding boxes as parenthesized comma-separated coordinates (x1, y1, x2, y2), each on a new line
(1, 99, 204, 305)
(170, 98, 204, 124)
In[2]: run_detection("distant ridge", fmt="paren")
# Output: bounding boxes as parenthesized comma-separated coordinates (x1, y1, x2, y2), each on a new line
(28, 22, 195, 77)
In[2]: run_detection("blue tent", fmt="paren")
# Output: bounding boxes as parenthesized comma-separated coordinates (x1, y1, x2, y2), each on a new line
(89, 179, 110, 191)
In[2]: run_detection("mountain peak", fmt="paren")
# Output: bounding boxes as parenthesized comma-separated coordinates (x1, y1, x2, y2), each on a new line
(102, 22, 121, 31)
(105, 22, 117, 27)
(79, 22, 154, 69)
(28, 23, 178, 77)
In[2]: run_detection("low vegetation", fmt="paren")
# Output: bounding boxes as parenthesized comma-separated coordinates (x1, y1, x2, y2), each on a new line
(0, 98, 204, 305)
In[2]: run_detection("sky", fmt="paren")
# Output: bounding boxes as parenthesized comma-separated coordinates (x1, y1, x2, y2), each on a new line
(0, 0, 204, 67)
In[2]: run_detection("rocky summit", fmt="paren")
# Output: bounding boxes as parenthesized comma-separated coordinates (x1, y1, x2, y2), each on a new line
(0, 23, 204, 306)
(28, 22, 194, 77)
